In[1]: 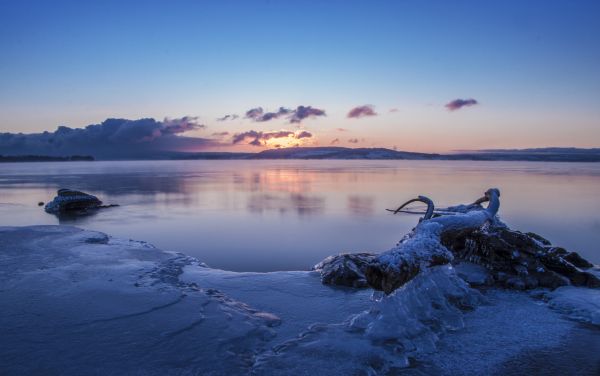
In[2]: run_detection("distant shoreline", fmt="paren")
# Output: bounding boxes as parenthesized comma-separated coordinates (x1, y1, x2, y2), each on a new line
(2, 147, 600, 163)
(0, 155, 94, 163)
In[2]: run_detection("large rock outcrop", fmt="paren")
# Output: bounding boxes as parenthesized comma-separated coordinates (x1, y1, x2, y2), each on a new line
(315, 189, 598, 293)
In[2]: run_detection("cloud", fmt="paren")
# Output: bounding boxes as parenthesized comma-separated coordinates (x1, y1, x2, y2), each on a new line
(244, 107, 294, 122)
(389, 108, 399, 113)
(244, 105, 326, 124)
(347, 105, 377, 118)
(232, 130, 313, 147)
(0, 117, 218, 159)
(211, 131, 230, 137)
(245, 107, 265, 120)
(217, 114, 239, 121)
(348, 138, 360, 144)
(289, 105, 326, 123)
(296, 131, 313, 139)
(330, 138, 340, 145)
(161, 116, 205, 134)
(260, 107, 293, 122)
(336, 128, 348, 132)
(445, 98, 478, 111)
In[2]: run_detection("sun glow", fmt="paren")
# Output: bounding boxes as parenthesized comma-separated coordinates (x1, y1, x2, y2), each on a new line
(265, 137, 300, 149)
(263, 132, 313, 149)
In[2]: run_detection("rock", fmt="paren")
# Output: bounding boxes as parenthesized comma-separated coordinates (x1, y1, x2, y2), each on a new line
(313, 253, 377, 288)
(44, 189, 103, 214)
(441, 226, 600, 290)
(563, 251, 594, 269)
(525, 232, 552, 246)
(532, 270, 570, 289)
(505, 276, 526, 290)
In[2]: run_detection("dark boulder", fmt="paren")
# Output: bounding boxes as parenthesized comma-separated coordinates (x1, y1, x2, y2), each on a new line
(440, 226, 600, 289)
(313, 253, 377, 288)
(44, 189, 104, 214)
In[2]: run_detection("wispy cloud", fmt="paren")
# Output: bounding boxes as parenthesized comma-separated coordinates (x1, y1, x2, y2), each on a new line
(445, 98, 478, 111)
(330, 138, 340, 145)
(244, 105, 326, 124)
(389, 108, 399, 113)
(336, 128, 348, 132)
(347, 105, 377, 118)
(211, 131, 230, 137)
(232, 130, 313, 146)
(217, 114, 239, 121)
(348, 138, 360, 144)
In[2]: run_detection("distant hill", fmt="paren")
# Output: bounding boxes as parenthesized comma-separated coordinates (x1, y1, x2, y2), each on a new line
(244, 147, 600, 162)
(477, 147, 600, 154)
(250, 147, 438, 160)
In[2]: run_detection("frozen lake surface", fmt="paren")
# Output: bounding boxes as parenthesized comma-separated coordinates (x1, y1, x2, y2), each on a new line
(1, 225, 598, 375)
(0, 160, 599, 271)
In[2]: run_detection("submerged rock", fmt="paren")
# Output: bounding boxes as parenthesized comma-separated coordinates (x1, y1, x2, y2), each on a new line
(44, 188, 112, 214)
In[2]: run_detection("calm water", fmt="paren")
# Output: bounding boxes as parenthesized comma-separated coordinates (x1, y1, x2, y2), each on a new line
(0, 160, 599, 271)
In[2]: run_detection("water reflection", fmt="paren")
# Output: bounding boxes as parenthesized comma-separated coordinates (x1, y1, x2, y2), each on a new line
(247, 193, 325, 216)
(347, 195, 375, 216)
(0, 160, 598, 271)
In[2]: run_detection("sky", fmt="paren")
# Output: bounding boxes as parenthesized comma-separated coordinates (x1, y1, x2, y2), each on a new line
(0, 0, 599, 156)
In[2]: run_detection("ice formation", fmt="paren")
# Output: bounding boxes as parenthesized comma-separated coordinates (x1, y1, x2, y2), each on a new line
(1, 191, 599, 376)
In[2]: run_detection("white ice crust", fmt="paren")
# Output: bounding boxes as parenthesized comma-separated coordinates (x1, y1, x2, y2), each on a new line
(0, 225, 598, 375)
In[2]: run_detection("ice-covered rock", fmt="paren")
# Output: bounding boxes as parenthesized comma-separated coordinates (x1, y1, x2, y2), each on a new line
(317, 188, 599, 293)
(253, 265, 485, 374)
(454, 261, 494, 286)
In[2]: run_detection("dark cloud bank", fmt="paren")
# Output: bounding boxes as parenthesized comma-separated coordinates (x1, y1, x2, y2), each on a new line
(0, 117, 217, 159)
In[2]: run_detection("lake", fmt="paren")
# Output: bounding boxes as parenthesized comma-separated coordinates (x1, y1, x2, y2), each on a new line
(0, 160, 598, 271)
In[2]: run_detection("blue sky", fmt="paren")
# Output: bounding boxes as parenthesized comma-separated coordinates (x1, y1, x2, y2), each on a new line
(1, 0, 599, 153)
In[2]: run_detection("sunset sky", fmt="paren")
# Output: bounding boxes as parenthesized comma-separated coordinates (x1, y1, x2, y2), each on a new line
(1, 0, 599, 155)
